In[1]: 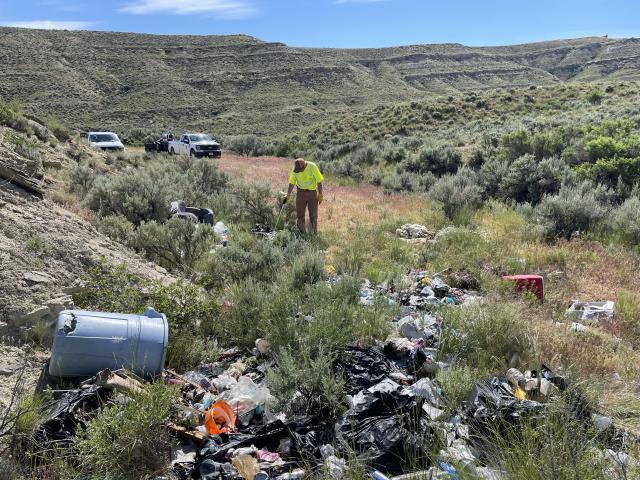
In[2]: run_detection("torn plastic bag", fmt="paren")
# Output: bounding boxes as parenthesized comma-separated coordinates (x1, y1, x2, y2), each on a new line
(383, 339, 437, 376)
(198, 459, 243, 480)
(337, 389, 433, 474)
(32, 384, 108, 449)
(333, 346, 394, 395)
(337, 412, 433, 474)
(193, 418, 334, 478)
(466, 377, 544, 423)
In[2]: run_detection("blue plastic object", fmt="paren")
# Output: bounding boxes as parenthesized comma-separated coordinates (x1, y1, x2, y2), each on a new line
(371, 472, 391, 480)
(49, 308, 168, 378)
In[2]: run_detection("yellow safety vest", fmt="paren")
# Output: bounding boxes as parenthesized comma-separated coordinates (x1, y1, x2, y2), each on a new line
(289, 161, 324, 191)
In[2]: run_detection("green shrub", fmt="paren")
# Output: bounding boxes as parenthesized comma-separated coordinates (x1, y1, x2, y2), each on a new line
(534, 183, 609, 239)
(0, 98, 20, 126)
(268, 347, 346, 419)
(575, 156, 640, 189)
(586, 88, 604, 104)
(26, 235, 47, 253)
(224, 279, 267, 348)
(47, 117, 71, 142)
(67, 165, 96, 198)
(85, 171, 172, 224)
(428, 168, 483, 218)
(225, 134, 271, 157)
(401, 145, 461, 176)
(438, 302, 535, 372)
(584, 136, 628, 163)
(132, 217, 216, 270)
(98, 215, 135, 245)
(200, 232, 286, 288)
(184, 158, 229, 204)
(74, 262, 146, 313)
(291, 250, 325, 287)
(501, 129, 532, 161)
(14, 393, 47, 435)
(228, 182, 277, 225)
(74, 383, 178, 480)
(613, 197, 640, 245)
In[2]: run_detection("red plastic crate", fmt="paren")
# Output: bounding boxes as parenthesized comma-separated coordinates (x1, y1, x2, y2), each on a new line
(502, 274, 544, 302)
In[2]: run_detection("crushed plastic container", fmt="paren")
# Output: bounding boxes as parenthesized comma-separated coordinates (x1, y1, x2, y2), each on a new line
(502, 274, 544, 302)
(48, 308, 168, 378)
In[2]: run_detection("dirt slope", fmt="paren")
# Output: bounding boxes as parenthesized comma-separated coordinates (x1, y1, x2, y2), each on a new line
(0, 150, 173, 336)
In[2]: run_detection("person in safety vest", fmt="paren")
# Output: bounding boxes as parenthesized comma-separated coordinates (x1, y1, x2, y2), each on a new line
(283, 158, 324, 234)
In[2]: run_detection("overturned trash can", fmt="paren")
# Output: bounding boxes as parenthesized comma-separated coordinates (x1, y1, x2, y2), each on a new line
(49, 308, 168, 378)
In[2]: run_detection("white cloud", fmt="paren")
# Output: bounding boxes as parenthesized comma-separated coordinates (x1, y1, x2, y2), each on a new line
(120, 0, 255, 18)
(2, 20, 93, 30)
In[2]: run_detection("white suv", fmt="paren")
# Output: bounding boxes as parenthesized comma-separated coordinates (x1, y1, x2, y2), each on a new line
(87, 132, 125, 152)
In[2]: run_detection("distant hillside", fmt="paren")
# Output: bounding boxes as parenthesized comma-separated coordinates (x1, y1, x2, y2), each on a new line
(1, 28, 639, 136)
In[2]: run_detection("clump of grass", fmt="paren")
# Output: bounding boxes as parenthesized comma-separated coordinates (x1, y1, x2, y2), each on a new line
(481, 392, 611, 480)
(25, 235, 47, 253)
(74, 382, 178, 480)
(291, 249, 326, 287)
(14, 394, 48, 435)
(616, 290, 640, 347)
(438, 302, 536, 371)
(436, 365, 480, 408)
(268, 346, 346, 419)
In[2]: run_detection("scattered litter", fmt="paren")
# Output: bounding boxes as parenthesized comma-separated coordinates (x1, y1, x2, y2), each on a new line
(171, 200, 214, 225)
(396, 224, 435, 244)
(251, 224, 276, 239)
(501, 274, 544, 302)
(571, 322, 591, 333)
(214, 221, 230, 246)
(566, 300, 615, 323)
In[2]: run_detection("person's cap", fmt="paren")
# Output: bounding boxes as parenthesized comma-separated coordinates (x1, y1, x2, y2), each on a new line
(293, 158, 306, 173)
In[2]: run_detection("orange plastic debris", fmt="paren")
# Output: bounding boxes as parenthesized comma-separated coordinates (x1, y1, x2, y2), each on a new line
(204, 399, 237, 435)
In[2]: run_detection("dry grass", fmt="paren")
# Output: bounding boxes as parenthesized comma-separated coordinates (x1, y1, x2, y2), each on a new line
(218, 154, 429, 231)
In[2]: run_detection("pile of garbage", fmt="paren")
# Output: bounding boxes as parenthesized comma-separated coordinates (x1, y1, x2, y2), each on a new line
(29, 336, 634, 480)
(396, 224, 435, 244)
(359, 270, 482, 309)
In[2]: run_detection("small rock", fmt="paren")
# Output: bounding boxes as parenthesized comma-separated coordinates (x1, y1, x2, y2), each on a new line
(23, 271, 53, 284)
(20, 305, 50, 324)
(45, 295, 74, 317)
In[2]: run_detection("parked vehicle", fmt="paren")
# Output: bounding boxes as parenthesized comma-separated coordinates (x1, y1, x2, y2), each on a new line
(168, 133, 222, 158)
(86, 131, 125, 152)
(144, 131, 174, 153)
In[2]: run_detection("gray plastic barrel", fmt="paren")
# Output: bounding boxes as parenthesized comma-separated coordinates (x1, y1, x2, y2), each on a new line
(49, 308, 169, 378)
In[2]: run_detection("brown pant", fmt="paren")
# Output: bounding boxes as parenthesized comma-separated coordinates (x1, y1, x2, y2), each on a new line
(296, 189, 318, 234)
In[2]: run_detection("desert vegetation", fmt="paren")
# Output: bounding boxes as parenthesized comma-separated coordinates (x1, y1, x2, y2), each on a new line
(2, 74, 640, 479)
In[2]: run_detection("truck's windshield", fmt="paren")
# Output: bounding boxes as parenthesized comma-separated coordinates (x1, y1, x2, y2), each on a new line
(188, 134, 212, 142)
(89, 133, 118, 142)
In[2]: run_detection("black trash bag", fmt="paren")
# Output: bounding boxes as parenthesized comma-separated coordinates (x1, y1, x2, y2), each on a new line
(346, 389, 420, 421)
(384, 341, 436, 376)
(193, 417, 335, 479)
(334, 346, 394, 395)
(466, 376, 544, 422)
(197, 460, 243, 480)
(32, 385, 109, 449)
(336, 389, 433, 474)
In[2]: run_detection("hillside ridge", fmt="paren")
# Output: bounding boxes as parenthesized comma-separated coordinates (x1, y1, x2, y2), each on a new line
(1, 28, 639, 135)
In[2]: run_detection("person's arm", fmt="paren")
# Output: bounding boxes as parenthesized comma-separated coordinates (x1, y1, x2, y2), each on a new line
(284, 170, 295, 203)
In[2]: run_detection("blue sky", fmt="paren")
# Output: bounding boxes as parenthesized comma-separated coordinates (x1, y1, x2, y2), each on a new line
(0, 0, 639, 48)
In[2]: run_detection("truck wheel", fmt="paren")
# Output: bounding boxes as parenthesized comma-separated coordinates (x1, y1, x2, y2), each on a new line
(190, 149, 196, 157)
(169, 147, 175, 155)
